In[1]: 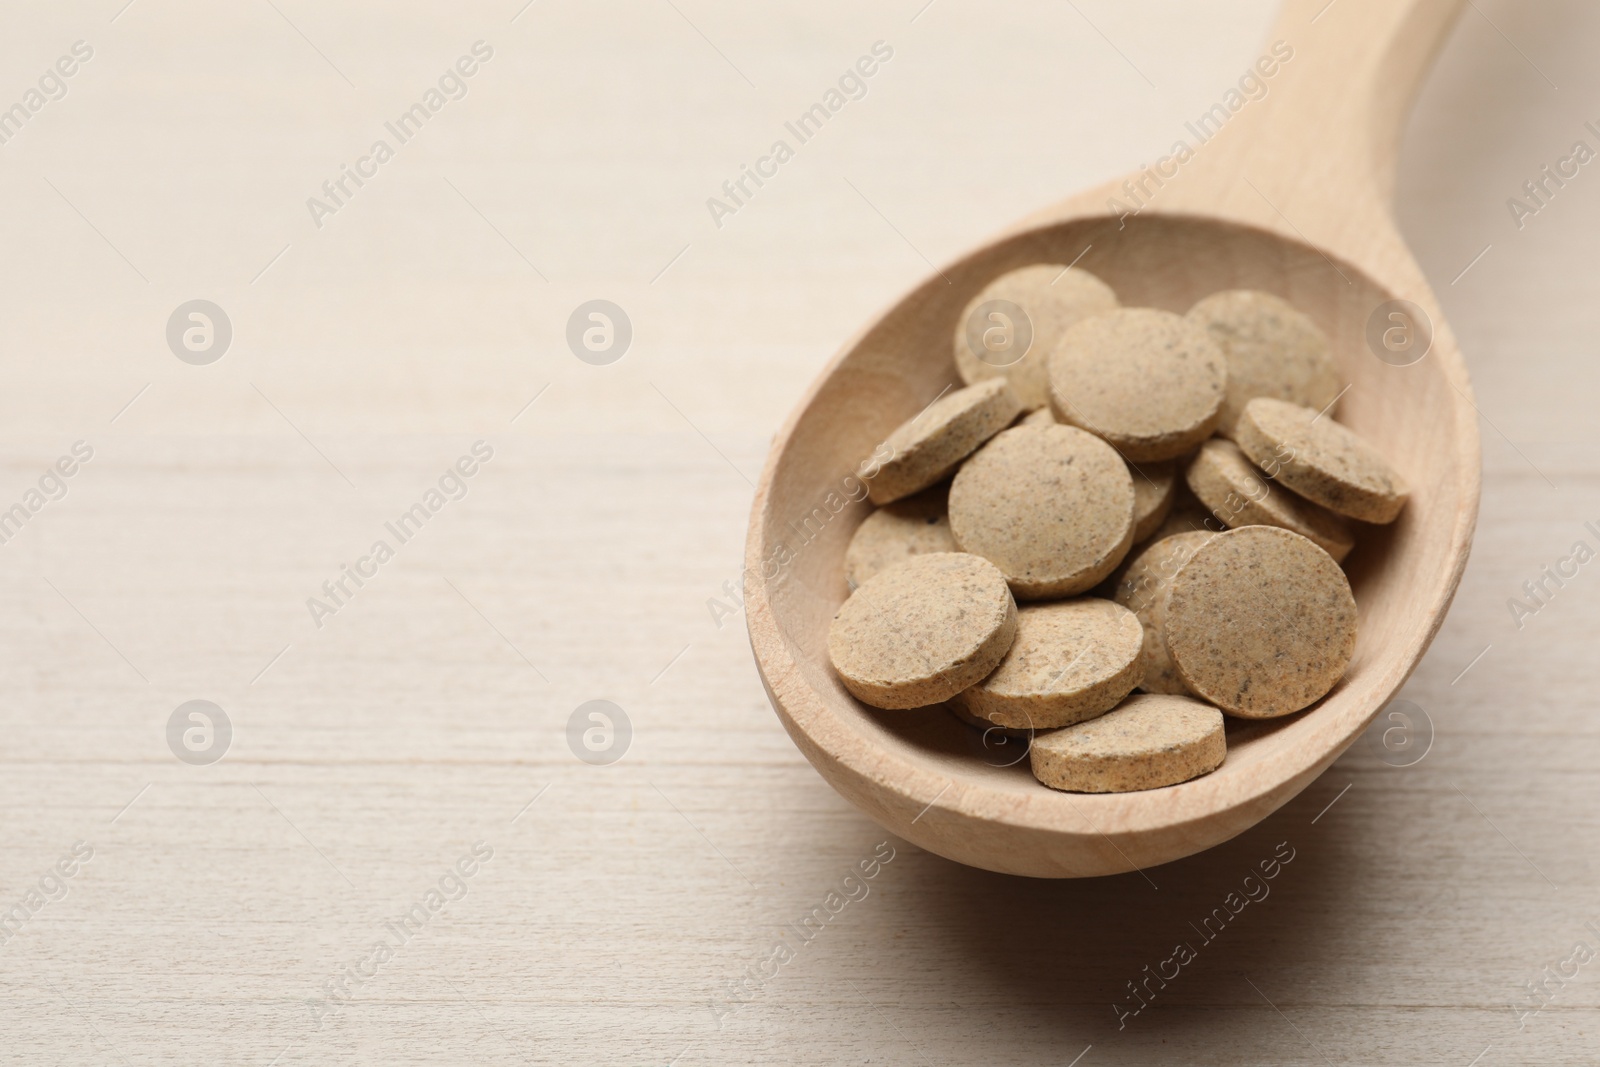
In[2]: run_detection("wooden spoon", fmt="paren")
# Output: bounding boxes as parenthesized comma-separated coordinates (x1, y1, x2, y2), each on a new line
(744, 0, 1480, 877)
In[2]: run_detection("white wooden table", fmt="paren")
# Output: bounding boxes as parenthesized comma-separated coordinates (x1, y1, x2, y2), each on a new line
(1, 1, 1597, 1063)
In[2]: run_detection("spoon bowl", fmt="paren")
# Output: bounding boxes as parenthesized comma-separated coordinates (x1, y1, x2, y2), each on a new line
(745, 0, 1480, 876)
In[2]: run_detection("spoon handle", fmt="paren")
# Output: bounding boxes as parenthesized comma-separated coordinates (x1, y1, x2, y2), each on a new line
(1086, 0, 1469, 269)
(1253, 0, 1467, 202)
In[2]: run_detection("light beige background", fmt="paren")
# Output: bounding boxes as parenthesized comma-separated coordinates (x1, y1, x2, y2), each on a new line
(0, 0, 1596, 1063)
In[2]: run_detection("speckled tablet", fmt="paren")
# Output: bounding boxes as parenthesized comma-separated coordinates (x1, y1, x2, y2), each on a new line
(952, 598, 1144, 730)
(1111, 531, 1219, 695)
(1234, 397, 1409, 523)
(1164, 525, 1357, 718)
(865, 378, 1022, 505)
(1186, 289, 1341, 439)
(829, 553, 1017, 710)
(844, 485, 957, 589)
(1048, 308, 1226, 462)
(1142, 487, 1217, 546)
(1019, 407, 1057, 428)
(1128, 460, 1178, 542)
(1186, 438, 1353, 562)
(949, 424, 1135, 599)
(1029, 693, 1226, 792)
(953, 265, 1119, 410)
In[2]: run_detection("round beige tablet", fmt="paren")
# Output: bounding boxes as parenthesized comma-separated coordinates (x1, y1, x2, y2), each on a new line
(1165, 525, 1357, 718)
(1029, 693, 1226, 793)
(1019, 406, 1057, 428)
(1048, 308, 1226, 462)
(1185, 438, 1354, 563)
(949, 424, 1135, 599)
(1143, 491, 1217, 546)
(952, 599, 1144, 730)
(829, 553, 1017, 710)
(1093, 485, 1211, 600)
(865, 378, 1022, 505)
(1186, 289, 1341, 439)
(953, 265, 1119, 410)
(1111, 531, 1219, 695)
(844, 485, 957, 589)
(1234, 397, 1410, 524)
(1128, 459, 1178, 542)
